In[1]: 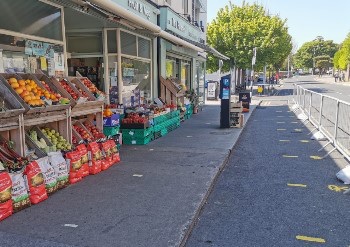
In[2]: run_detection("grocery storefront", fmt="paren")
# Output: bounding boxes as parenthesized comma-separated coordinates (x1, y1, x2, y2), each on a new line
(159, 6, 205, 92)
(0, 0, 231, 222)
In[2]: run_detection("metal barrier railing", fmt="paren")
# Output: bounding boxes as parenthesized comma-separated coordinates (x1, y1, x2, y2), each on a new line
(293, 84, 350, 161)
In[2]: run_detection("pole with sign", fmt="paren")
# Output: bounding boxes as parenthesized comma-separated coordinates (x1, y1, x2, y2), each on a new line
(219, 74, 231, 128)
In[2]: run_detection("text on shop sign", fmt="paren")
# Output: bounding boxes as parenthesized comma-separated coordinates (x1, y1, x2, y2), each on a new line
(128, 0, 151, 19)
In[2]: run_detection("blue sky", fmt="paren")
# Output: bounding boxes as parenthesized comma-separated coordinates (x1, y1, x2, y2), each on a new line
(207, 0, 350, 49)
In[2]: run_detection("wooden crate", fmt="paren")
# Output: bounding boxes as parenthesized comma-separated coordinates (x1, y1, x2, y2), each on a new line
(0, 73, 71, 116)
(33, 73, 74, 107)
(69, 77, 106, 102)
(52, 77, 103, 119)
(159, 76, 184, 106)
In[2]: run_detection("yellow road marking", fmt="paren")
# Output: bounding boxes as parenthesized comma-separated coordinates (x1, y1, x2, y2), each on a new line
(283, 155, 298, 158)
(328, 185, 349, 192)
(277, 122, 285, 124)
(277, 128, 286, 131)
(310, 155, 322, 160)
(296, 235, 326, 243)
(279, 140, 290, 142)
(300, 140, 309, 143)
(287, 183, 307, 188)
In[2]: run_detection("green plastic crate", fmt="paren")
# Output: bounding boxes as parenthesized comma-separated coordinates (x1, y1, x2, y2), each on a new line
(123, 135, 153, 145)
(122, 127, 153, 138)
(103, 126, 120, 136)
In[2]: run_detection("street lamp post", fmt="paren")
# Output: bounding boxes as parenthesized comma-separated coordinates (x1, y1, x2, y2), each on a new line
(312, 47, 316, 75)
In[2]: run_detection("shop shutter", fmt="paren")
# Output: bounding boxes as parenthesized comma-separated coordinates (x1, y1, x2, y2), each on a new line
(120, 31, 137, 56)
(138, 37, 151, 59)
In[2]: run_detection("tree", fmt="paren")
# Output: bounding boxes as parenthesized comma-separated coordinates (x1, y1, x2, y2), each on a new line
(334, 33, 350, 70)
(206, 1, 292, 73)
(293, 37, 338, 70)
(314, 55, 332, 72)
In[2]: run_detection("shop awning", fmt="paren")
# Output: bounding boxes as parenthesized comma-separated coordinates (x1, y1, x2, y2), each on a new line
(178, 36, 230, 60)
(87, 0, 204, 52)
(208, 46, 230, 60)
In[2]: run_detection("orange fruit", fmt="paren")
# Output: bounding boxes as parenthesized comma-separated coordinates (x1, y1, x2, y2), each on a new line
(24, 95, 31, 103)
(15, 88, 23, 94)
(25, 85, 32, 92)
(8, 78, 17, 84)
(20, 91, 29, 98)
(18, 80, 25, 86)
(11, 82, 19, 89)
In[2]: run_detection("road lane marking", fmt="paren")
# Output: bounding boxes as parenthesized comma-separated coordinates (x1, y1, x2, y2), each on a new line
(328, 185, 349, 192)
(287, 183, 307, 188)
(133, 174, 143, 177)
(291, 122, 298, 124)
(296, 235, 326, 243)
(277, 116, 284, 118)
(277, 128, 286, 131)
(279, 140, 290, 142)
(310, 155, 322, 160)
(276, 110, 282, 112)
(283, 155, 298, 158)
(300, 140, 310, 143)
(335, 92, 342, 95)
(277, 122, 285, 124)
(64, 224, 78, 228)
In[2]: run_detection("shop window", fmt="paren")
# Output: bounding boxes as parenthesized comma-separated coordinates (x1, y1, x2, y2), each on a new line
(121, 57, 151, 106)
(107, 30, 117, 53)
(0, 33, 64, 75)
(0, 0, 63, 41)
(181, 60, 191, 90)
(120, 31, 137, 56)
(108, 56, 119, 104)
(138, 37, 151, 59)
(166, 56, 179, 79)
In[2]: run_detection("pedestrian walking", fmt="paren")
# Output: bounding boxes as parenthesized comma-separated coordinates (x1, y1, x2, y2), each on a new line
(335, 72, 339, 82)
(257, 85, 263, 96)
(341, 72, 345, 82)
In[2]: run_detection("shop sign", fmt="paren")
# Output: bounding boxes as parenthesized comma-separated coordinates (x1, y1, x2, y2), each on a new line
(170, 18, 186, 32)
(161, 7, 201, 43)
(128, 0, 151, 20)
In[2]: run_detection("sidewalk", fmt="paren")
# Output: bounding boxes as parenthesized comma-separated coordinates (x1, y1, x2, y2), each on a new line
(0, 100, 259, 247)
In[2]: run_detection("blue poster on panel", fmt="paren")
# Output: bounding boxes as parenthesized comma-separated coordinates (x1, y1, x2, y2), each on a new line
(32, 41, 45, 56)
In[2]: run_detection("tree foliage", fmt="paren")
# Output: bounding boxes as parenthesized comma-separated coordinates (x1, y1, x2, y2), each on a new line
(293, 37, 338, 69)
(206, 1, 292, 72)
(334, 33, 350, 70)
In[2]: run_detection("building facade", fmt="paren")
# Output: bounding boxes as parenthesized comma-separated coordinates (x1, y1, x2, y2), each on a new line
(0, 0, 226, 107)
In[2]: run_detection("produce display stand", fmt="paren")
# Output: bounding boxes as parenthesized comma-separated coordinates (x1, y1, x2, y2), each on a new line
(0, 73, 72, 155)
(0, 79, 26, 156)
(52, 77, 104, 131)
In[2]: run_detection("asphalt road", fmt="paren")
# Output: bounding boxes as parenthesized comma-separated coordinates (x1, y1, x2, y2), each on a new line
(290, 75, 350, 103)
(185, 78, 350, 246)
